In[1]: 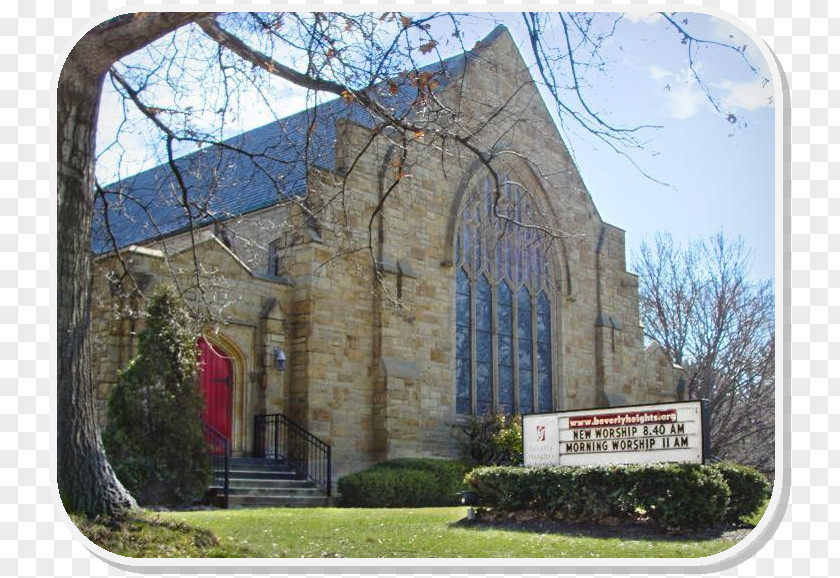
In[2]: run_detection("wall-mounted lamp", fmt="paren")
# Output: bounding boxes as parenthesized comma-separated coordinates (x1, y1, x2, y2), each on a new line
(274, 348, 287, 371)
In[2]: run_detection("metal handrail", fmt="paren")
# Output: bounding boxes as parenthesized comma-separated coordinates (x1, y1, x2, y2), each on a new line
(204, 423, 230, 508)
(253, 413, 332, 496)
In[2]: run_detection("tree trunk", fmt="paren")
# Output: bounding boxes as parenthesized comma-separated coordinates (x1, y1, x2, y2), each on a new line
(57, 50, 136, 517)
(55, 12, 205, 518)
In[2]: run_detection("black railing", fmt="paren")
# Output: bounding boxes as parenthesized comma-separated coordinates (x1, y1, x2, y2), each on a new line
(253, 413, 332, 496)
(204, 423, 230, 508)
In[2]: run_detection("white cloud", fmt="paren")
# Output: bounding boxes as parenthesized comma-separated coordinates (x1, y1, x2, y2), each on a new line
(720, 78, 774, 112)
(647, 64, 773, 121)
(622, 12, 662, 25)
(666, 83, 706, 120)
(648, 65, 670, 81)
(648, 66, 706, 120)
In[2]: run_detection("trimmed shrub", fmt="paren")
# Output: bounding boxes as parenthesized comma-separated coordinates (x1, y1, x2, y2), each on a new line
(711, 461, 771, 522)
(464, 463, 732, 531)
(465, 465, 634, 522)
(631, 463, 730, 531)
(462, 466, 533, 511)
(337, 458, 470, 507)
(558, 466, 635, 521)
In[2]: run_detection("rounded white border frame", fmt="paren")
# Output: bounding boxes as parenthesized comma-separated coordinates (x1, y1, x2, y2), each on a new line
(49, 2, 789, 574)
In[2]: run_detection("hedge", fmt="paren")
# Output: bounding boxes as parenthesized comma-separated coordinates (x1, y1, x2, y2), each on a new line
(337, 458, 470, 507)
(462, 465, 634, 521)
(630, 463, 730, 531)
(464, 463, 739, 531)
(711, 461, 772, 522)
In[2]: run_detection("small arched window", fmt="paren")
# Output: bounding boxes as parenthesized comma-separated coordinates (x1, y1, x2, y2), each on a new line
(455, 175, 555, 416)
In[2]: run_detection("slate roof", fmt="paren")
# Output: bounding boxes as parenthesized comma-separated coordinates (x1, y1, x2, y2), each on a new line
(91, 35, 486, 254)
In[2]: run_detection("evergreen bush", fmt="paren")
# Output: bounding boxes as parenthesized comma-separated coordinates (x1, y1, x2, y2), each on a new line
(102, 285, 211, 507)
(711, 461, 771, 522)
(337, 458, 470, 507)
(465, 463, 733, 531)
(631, 463, 730, 531)
(464, 465, 635, 522)
(460, 414, 523, 466)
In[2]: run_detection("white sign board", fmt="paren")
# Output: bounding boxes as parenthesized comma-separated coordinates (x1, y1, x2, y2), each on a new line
(523, 401, 706, 467)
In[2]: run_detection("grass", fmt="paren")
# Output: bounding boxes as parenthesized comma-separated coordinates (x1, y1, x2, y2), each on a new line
(151, 506, 751, 558)
(74, 500, 769, 559)
(70, 512, 255, 558)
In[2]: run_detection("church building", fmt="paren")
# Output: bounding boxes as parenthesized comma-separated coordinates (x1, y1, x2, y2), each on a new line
(90, 26, 682, 485)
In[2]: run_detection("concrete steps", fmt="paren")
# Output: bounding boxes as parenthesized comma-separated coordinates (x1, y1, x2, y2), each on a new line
(211, 457, 330, 508)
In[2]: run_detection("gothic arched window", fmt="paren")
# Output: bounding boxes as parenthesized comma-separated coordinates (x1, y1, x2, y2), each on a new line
(455, 176, 555, 416)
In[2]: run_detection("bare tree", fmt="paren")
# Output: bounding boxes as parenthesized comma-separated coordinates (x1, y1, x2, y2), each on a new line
(634, 233, 775, 475)
(59, 12, 766, 517)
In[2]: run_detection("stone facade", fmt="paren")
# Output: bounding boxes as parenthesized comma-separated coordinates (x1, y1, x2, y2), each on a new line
(91, 26, 681, 481)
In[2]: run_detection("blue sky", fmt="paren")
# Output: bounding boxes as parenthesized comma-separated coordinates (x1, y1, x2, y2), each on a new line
(571, 13, 775, 282)
(96, 11, 775, 282)
(482, 12, 776, 282)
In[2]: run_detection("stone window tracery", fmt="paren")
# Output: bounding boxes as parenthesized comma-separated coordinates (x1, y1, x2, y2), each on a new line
(455, 175, 555, 416)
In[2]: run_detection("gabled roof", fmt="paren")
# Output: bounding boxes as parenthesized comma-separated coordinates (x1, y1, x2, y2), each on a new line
(91, 31, 487, 254)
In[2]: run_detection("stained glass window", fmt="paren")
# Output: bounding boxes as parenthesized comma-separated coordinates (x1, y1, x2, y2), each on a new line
(455, 268, 471, 415)
(537, 292, 553, 413)
(497, 282, 514, 414)
(517, 287, 534, 414)
(454, 175, 555, 415)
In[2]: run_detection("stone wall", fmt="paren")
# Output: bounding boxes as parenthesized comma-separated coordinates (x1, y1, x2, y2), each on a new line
(91, 232, 291, 456)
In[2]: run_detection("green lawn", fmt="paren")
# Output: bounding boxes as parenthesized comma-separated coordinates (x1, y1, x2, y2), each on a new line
(147, 507, 750, 558)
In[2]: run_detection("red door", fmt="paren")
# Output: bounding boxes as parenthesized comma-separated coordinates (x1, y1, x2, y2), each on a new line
(198, 338, 233, 440)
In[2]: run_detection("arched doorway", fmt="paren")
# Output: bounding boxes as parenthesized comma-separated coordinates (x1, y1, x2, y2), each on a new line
(198, 338, 233, 440)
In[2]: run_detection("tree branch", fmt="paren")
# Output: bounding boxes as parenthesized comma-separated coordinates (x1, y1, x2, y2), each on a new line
(70, 13, 210, 78)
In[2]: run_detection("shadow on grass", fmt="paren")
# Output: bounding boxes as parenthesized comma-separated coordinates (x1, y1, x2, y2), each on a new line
(71, 512, 256, 558)
(450, 513, 756, 543)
